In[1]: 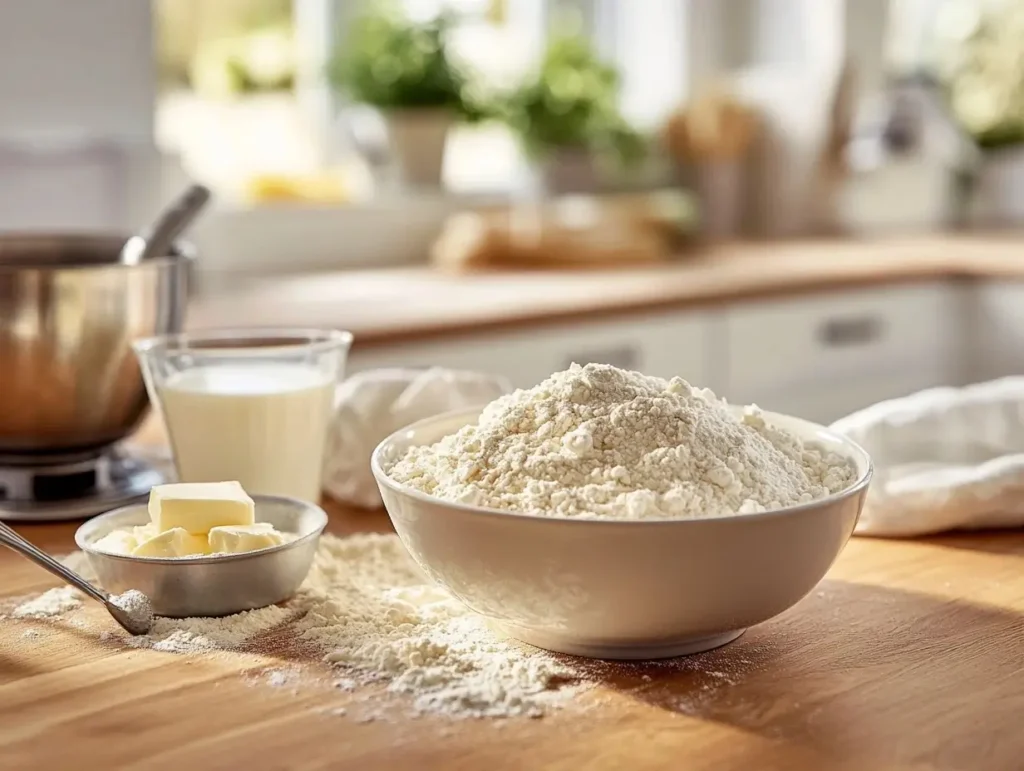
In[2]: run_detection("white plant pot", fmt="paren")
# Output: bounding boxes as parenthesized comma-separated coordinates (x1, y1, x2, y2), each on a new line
(970, 145, 1024, 227)
(384, 109, 454, 190)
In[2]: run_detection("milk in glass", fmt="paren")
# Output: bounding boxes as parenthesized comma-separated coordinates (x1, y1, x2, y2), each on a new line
(159, 364, 335, 502)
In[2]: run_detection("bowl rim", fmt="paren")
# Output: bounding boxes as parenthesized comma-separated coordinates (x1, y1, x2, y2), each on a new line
(0, 232, 197, 271)
(74, 494, 329, 565)
(371, 405, 874, 527)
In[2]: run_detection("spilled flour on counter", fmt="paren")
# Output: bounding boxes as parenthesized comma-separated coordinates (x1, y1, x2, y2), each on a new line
(12, 586, 82, 618)
(126, 605, 294, 654)
(384, 363, 856, 519)
(295, 533, 575, 718)
(32, 534, 578, 720)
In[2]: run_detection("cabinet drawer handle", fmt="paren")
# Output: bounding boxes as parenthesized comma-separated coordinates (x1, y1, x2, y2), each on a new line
(817, 316, 885, 348)
(563, 344, 640, 370)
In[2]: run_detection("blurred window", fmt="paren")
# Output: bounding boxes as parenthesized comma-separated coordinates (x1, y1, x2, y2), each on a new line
(592, 0, 689, 128)
(155, 0, 690, 202)
(155, 0, 308, 198)
(886, 0, 960, 74)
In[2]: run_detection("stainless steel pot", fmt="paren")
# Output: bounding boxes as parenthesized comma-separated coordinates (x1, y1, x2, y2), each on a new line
(0, 234, 192, 456)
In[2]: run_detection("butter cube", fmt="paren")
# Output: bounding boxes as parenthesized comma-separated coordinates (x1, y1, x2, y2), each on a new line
(132, 528, 211, 558)
(133, 524, 158, 542)
(209, 524, 287, 554)
(93, 529, 139, 556)
(148, 481, 254, 534)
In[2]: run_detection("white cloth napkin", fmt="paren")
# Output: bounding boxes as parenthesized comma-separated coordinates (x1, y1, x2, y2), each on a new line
(322, 367, 512, 509)
(831, 377, 1024, 537)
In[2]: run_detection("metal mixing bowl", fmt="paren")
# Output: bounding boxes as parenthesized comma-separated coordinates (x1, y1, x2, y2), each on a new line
(75, 495, 328, 617)
(0, 234, 192, 456)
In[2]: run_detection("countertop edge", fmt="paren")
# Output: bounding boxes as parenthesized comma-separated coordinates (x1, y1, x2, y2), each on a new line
(190, 235, 1024, 350)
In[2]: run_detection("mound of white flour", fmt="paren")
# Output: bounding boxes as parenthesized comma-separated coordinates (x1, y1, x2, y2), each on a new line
(386, 363, 856, 519)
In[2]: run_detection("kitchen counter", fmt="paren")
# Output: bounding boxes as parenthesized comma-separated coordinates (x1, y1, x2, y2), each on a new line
(191, 234, 1024, 347)
(2, 502, 1022, 771)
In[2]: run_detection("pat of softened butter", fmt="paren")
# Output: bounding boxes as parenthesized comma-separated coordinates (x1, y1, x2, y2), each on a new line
(148, 481, 254, 534)
(208, 523, 287, 554)
(132, 527, 211, 558)
(93, 529, 140, 556)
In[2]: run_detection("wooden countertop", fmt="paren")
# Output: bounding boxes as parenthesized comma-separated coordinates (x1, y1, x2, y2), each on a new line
(2, 503, 1023, 770)
(191, 234, 1024, 348)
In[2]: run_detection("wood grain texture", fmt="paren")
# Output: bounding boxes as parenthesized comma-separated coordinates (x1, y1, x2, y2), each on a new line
(1, 502, 1022, 771)
(189, 234, 1024, 348)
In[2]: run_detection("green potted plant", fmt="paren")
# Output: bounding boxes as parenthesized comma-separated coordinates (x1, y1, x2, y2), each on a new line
(500, 31, 647, 193)
(327, 2, 471, 189)
(937, 1, 1024, 225)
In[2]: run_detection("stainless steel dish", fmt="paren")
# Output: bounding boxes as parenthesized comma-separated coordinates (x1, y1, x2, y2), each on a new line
(0, 234, 192, 455)
(75, 495, 328, 617)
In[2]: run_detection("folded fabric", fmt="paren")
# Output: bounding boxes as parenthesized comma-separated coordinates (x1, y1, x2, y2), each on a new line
(323, 367, 512, 509)
(831, 377, 1024, 537)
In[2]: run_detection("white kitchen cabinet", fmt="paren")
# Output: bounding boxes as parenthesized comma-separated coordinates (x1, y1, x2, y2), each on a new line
(737, 370, 955, 426)
(721, 282, 964, 412)
(348, 311, 715, 390)
(345, 280, 980, 426)
(968, 281, 1024, 381)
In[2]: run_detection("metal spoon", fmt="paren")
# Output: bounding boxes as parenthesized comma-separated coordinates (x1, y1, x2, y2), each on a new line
(120, 183, 212, 265)
(0, 521, 153, 635)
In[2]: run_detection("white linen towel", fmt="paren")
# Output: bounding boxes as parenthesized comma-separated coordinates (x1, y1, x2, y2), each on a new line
(831, 378, 1024, 537)
(322, 367, 511, 508)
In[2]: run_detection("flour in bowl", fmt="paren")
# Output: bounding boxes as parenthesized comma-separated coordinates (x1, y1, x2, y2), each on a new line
(385, 363, 856, 519)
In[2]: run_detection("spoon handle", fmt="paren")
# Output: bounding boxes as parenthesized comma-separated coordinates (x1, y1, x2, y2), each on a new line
(139, 183, 212, 261)
(0, 521, 107, 604)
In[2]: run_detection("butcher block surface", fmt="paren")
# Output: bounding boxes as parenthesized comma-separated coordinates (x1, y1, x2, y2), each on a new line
(1, 501, 1023, 771)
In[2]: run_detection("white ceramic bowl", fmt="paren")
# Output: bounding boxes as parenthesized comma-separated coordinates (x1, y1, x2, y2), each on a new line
(371, 406, 872, 660)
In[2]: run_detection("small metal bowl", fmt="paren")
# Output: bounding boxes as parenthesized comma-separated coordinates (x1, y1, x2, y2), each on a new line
(75, 495, 328, 617)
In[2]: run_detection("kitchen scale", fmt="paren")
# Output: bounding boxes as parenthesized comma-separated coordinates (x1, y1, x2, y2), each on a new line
(0, 446, 170, 522)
